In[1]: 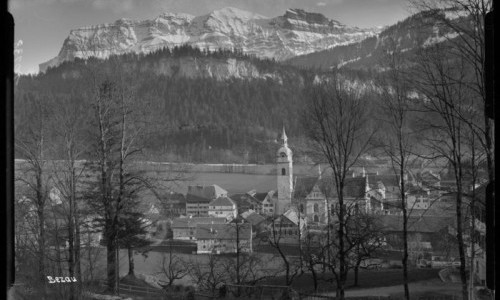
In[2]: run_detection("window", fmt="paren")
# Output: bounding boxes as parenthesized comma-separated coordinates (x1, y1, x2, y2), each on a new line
(281, 152, 286, 158)
(313, 203, 319, 213)
(281, 168, 286, 175)
(313, 215, 319, 222)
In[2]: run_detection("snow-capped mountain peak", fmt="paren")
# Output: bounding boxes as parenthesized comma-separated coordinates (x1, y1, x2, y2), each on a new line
(39, 7, 381, 72)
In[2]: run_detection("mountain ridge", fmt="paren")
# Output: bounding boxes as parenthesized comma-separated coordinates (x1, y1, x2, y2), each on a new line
(39, 7, 380, 73)
(286, 8, 470, 71)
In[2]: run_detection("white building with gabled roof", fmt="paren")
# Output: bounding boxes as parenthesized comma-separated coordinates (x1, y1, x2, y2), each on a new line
(208, 196, 237, 220)
(186, 184, 228, 217)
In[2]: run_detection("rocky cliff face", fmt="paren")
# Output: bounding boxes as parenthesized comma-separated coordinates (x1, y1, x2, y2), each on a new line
(40, 7, 379, 72)
(58, 55, 289, 83)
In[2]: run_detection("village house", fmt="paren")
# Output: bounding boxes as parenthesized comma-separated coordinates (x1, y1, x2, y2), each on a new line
(367, 174, 401, 203)
(406, 185, 431, 211)
(367, 180, 386, 213)
(261, 190, 277, 216)
(241, 210, 267, 235)
(161, 192, 186, 217)
(378, 214, 457, 263)
(186, 184, 228, 217)
(230, 190, 266, 214)
(416, 170, 441, 190)
(171, 216, 226, 240)
(208, 196, 238, 220)
(269, 209, 307, 244)
(195, 222, 252, 254)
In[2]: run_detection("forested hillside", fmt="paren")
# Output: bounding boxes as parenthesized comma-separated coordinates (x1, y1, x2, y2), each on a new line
(15, 46, 346, 163)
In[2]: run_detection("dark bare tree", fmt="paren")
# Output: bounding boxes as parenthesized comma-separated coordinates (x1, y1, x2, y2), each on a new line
(48, 95, 89, 298)
(268, 213, 303, 287)
(409, 0, 494, 188)
(302, 72, 376, 299)
(157, 243, 189, 287)
(346, 211, 385, 287)
(220, 220, 275, 298)
(376, 45, 418, 299)
(300, 230, 324, 292)
(412, 42, 478, 300)
(188, 254, 226, 298)
(15, 93, 52, 283)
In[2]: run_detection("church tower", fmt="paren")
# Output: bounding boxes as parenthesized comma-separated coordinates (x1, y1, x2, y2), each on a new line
(276, 127, 293, 215)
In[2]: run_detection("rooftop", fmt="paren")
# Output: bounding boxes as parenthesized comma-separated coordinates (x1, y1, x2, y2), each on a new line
(171, 216, 227, 228)
(195, 223, 252, 240)
(242, 211, 266, 225)
(209, 196, 236, 207)
(379, 215, 455, 233)
(187, 184, 228, 201)
(367, 174, 400, 188)
(293, 176, 319, 199)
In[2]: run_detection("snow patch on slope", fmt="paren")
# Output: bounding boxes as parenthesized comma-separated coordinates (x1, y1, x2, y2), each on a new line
(423, 32, 459, 47)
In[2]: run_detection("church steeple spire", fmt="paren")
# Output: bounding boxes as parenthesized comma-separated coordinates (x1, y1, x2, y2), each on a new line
(282, 126, 288, 146)
(276, 126, 293, 215)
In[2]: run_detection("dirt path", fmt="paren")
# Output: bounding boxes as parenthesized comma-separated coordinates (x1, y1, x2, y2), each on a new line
(321, 279, 462, 297)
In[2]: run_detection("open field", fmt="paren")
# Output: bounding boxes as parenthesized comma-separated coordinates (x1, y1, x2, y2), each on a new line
(267, 268, 441, 294)
(80, 248, 442, 292)
(322, 278, 462, 298)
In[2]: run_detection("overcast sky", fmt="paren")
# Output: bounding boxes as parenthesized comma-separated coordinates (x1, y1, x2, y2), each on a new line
(10, 0, 412, 74)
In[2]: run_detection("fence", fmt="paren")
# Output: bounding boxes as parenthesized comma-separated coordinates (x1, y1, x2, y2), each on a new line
(223, 284, 298, 299)
(96, 281, 168, 299)
(299, 294, 336, 300)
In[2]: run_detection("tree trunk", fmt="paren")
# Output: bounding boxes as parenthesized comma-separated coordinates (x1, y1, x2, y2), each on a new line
(68, 189, 75, 300)
(87, 231, 93, 281)
(106, 228, 117, 293)
(74, 204, 82, 293)
(455, 185, 469, 300)
(38, 208, 45, 282)
(338, 188, 346, 300)
(402, 197, 410, 300)
(354, 264, 360, 287)
(128, 247, 135, 276)
(311, 263, 318, 291)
